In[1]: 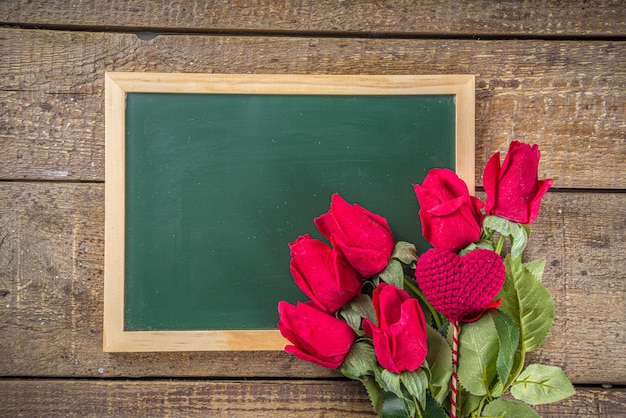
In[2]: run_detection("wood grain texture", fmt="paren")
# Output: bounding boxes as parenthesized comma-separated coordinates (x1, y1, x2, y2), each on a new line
(0, 5, 624, 414)
(490, 191, 626, 386)
(1, 29, 625, 187)
(0, 182, 624, 383)
(0, 380, 624, 417)
(0, 0, 624, 37)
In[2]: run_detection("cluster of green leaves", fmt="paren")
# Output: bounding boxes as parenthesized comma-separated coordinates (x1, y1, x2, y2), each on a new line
(454, 217, 575, 417)
(341, 326, 452, 418)
(339, 242, 451, 417)
(338, 219, 575, 418)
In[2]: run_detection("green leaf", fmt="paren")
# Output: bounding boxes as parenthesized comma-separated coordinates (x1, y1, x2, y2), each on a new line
(483, 215, 513, 236)
(379, 259, 404, 289)
(460, 240, 496, 255)
(425, 326, 452, 404)
(341, 341, 378, 380)
(403, 398, 417, 418)
(457, 315, 500, 396)
(373, 367, 388, 392)
(511, 364, 576, 405)
(490, 378, 505, 398)
(489, 310, 520, 387)
(379, 369, 404, 400)
(459, 386, 483, 417)
(424, 393, 448, 418)
(361, 377, 385, 416)
(482, 216, 528, 258)
(391, 241, 418, 264)
(381, 392, 409, 418)
(400, 369, 428, 408)
(482, 398, 540, 417)
(339, 304, 363, 332)
(509, 222, 528, 260)
(349, 294, 377, 325)
(498, 255, 555, 352)
(524, 259, 546, 283)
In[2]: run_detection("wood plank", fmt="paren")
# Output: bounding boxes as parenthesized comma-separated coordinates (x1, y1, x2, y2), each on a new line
(0, 0, 624, 37)
(0, 379, 375, 417)
(1, 29, 625, 187)
(0, 181, 341, 379)
(495, 191, 626, 386)
(0, 379, 624, 417)
(0, 182, 624, 383)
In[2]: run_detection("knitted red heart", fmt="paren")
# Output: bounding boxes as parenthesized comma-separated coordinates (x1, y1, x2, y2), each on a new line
(414, 248, 506, 322)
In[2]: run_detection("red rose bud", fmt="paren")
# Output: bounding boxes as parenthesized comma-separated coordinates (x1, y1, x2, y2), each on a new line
(362, 283, 428, 374)
(278, 301, 357, 369)
(483, 141, 553, 224)
(414, 248, 505, 322)
(289, 234, 362, 313)
(413, 168, 484, 252)
(314, 193, 395, 278)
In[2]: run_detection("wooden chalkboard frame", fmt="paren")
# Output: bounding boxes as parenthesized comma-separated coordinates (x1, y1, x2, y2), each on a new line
(103, 73, 475, 352)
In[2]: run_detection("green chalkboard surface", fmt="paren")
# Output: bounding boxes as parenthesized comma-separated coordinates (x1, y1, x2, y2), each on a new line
(123, 93, 455, 331)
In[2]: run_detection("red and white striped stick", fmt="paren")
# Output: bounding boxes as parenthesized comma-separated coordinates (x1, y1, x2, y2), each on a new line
(450, 320, 460, 418)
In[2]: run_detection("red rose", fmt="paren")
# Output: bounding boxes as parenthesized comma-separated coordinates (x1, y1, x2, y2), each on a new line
(289, 234, 362, 313)
(483, 141, 553, 224)
(278, 301, 357, 369)
(315, 193, 395, 278)
(413, 168, 484, 252)
(362, 283, 428, 373)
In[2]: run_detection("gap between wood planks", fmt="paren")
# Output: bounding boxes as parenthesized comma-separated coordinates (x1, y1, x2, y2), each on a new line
(1, 22, 626, 42)
(0, 375, 624, 388)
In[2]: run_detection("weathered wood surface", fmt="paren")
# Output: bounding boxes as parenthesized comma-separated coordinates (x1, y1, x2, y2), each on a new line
(0, 182, 623, 384)
(1, 28, 625, 187)
(1, 2, 625, 415)
(1, 0, 625, 37)
(1, 380, 624, 417)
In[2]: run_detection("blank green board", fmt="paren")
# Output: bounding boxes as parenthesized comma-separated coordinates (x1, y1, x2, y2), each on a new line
(124, 93, 455, 331)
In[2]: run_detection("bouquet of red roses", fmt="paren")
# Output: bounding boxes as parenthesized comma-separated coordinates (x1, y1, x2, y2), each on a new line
(278, 142, 574, 417)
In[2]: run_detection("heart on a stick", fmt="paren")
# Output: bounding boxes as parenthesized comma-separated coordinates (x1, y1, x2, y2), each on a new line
(414, 248, 506, 322)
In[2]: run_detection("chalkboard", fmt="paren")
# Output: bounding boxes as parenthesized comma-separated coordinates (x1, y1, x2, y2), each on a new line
(103, 73, 475, 351)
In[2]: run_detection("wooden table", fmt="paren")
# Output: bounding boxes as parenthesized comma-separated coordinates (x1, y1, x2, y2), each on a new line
(0, 1, 624, 416)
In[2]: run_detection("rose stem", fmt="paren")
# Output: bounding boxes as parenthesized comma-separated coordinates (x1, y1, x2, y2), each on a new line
(402, 276, 443, 329)
(450, 320, 460, 418)
(494, 234, 505, 255)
